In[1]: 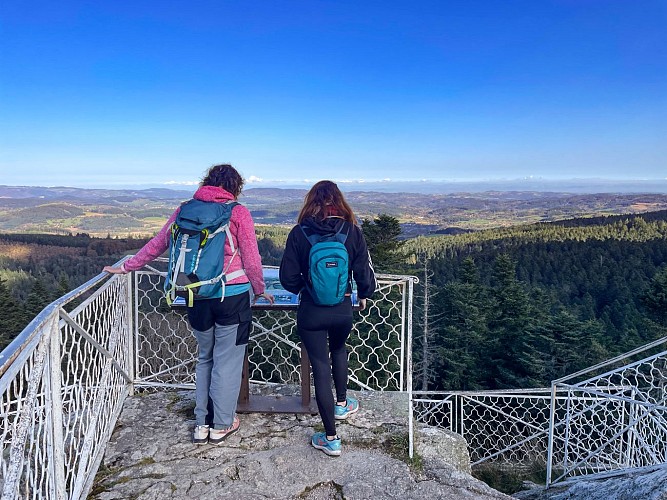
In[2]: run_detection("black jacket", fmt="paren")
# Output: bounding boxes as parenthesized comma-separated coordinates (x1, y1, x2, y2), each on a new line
(279, 216, 376, 303)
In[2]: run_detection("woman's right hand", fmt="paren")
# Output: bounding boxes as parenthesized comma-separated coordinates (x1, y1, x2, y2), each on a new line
(103, 265, 127, 274)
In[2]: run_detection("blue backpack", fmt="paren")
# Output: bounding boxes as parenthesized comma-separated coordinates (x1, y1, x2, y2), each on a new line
(300, 223, 350, 306)
(165, 199, 245, 307)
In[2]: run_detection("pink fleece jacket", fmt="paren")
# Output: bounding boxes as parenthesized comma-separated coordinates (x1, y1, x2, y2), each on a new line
(123, 185, 266, 295)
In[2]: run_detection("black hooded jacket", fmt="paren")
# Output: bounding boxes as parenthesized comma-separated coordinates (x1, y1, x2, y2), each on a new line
(279, 216, 376, 303)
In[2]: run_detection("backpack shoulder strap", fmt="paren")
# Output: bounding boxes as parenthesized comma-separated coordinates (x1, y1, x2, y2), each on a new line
(299, 224, 321, 247)
(300, 221, 349, 246)
(334, 222, 349, 244)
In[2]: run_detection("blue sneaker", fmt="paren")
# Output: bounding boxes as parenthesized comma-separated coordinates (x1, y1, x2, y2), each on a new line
(334, 397, 359, 420)
(311, 432, 342, 456)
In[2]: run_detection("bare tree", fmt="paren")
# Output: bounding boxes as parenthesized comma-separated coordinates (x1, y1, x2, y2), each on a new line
(414, 255, 443, 391)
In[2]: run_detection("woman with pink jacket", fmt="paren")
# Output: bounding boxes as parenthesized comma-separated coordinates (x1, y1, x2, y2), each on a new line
(103, 164, 274, 444)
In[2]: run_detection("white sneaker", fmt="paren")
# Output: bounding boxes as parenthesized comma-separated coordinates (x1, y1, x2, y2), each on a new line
(193, 425, 209, 445)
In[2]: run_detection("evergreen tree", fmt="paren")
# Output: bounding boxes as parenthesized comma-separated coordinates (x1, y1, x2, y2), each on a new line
(56, 274, 71, 299)
(361, 214, 404, 272)
(641, 267, 667, 326)
(24, 278, 51, 319)
(436, 258, 492, 390)
(487, 254, 543, 388)
(413, 256, 443, 390)
(535, 309, 607, 381)
(0, 278, 28, 350)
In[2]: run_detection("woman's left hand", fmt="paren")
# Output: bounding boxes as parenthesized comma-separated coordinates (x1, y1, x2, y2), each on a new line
(253, 292, 275, 305)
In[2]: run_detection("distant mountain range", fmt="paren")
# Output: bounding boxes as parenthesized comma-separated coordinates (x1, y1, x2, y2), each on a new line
(5, 177, 667, 195)
(2, 184, 667, 237)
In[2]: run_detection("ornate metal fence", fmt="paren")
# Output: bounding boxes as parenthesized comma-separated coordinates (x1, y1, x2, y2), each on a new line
(0, 271, 133, 500)
(9, 249, 664, 497)
(409, 337, 667, 488)
(0, 260, 417, 499)
(134, 261, 417, 392)
(547, 337, 667, 486)
(411, 389, 557, 468)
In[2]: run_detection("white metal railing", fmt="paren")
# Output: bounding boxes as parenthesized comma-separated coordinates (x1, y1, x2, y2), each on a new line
(132, 260, 417, 392)
(0, 269, 133, 500)
(409, 337, 667, 488)
(411, 388, 555, 468)
(8, 250, 664, 496)
(547, 336, 667, 486)
(0, 258, 417, 499)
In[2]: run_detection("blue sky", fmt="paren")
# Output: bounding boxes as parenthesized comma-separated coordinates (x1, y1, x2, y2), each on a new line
(1, 1, 666, 189)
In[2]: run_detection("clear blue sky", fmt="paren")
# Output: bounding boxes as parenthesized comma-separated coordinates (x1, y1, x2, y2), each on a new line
(1, 1, 665, 188)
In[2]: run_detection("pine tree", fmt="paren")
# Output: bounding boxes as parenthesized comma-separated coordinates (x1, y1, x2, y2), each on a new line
(414, 256, 443, 390)
(641, 267, 667, 326)
(25, 278, 51, 319)
(0, 278, 29, 350)
(56, 274, 71, 299)
(361, 214, 404, 273)
(487, 254, 543, 389)
(436, 258, 492, 390)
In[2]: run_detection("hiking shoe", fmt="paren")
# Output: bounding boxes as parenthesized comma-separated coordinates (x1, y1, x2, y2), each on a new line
(209, 416, 240, 445)
(193, 425, 209, 445)
(311, 432, 342, 457)
(334, 397, 359, 420)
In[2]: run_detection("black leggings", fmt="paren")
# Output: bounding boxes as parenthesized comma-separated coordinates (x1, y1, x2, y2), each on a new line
(297, 298, 353, 437)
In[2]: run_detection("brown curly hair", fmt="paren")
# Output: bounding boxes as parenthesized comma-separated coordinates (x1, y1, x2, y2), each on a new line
(201, 164, 244, 198)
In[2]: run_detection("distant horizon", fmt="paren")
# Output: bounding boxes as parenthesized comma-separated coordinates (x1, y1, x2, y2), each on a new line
(4, 176, 667, 195)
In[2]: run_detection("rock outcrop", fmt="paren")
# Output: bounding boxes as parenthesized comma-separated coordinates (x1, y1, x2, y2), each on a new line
(92, 387, 509, 499)
(513, 466, 667, 500)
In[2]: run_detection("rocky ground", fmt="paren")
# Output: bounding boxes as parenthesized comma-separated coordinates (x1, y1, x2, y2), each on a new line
(513, 466, 667, 500)
(91, 387, 509, 499)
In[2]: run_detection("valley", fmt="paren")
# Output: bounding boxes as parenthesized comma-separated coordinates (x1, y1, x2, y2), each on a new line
(2, 185, 667, 237)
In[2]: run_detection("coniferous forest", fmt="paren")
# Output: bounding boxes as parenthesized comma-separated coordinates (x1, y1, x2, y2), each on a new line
(0, 233, 149, 349)
(2, 210, 667, 392)
(398, 210, 667, 391)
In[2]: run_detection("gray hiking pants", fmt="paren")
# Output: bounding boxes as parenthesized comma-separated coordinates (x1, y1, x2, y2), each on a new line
(193, 322, 246, 429)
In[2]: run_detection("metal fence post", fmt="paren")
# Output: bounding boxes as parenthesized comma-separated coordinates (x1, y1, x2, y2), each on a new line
(1, 317, 51, 500)
(546, 382, 557, 487)
(48, 308, 67, 499)
(407, 278, 414, 459)
(126, 271, 135, 395)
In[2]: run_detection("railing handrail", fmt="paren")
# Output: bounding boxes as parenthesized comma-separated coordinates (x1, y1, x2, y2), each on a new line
(552, 335, 667, 384)
(0, 259, 134, 499)
(0, 255, 131, 379)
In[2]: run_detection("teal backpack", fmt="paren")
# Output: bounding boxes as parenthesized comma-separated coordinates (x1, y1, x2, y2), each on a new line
(165, 199, 245, 307)
(300, 223, 350, 306)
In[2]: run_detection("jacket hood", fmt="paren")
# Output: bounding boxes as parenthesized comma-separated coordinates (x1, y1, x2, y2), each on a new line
(301, 216, 346, 236)
(193, 185, 235, 203)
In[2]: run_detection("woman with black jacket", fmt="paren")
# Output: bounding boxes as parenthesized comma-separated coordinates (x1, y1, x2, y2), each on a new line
(279, 180, 376, 457)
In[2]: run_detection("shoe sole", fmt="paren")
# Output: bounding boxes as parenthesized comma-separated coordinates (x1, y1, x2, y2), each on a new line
(312, 441, 342, 456)
(193, 437, 208, 445)
(209, 425, 239, 445)
(334, 405, 359, 420)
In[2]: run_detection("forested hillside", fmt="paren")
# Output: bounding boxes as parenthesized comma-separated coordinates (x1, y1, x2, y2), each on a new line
(0, 233, 149, 349)
(402, 210, 667, 391)
(0, 228, 288, 350)
(2, 211, 666, 394)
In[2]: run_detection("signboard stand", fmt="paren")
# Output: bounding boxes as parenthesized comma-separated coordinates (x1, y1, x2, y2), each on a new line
(236, 299, 318, 414)
(237, 338, 317, 414)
